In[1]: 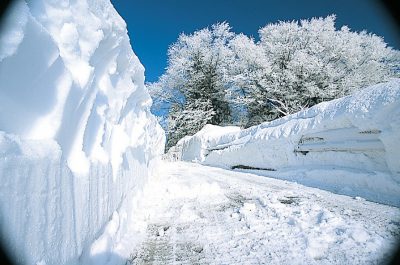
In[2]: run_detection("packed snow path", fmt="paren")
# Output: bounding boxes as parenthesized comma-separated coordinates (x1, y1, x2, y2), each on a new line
(124, 162, 400, 265)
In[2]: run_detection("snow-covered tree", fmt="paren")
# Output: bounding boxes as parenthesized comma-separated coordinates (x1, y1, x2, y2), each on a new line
(166, 100, 215, 149)
(153, 22, 235, 148)
(227, 34, 272, 125)
(150, 16, 400, 146)
(235, 15, 400, 126)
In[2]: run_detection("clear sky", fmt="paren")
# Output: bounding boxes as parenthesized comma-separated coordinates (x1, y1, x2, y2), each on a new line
(110, 0, 399, 83)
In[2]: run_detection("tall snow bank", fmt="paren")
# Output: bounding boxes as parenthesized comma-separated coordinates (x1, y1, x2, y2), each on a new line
(0, 0, 164, 264)
(179, 79, 400, 206)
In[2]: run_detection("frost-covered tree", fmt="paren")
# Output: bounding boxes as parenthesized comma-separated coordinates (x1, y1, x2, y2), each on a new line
(152, 22, 235, 148)
(166, 100, 215, 149)
(231, 15, 400, 126)
(227, 34, 272, 125)
(150, 16, 400, 147)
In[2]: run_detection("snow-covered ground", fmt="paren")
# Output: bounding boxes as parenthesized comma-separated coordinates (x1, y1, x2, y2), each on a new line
(0, 0, 164, 264)
(98, 161, 400, 265)
(173, 79, 400, 207)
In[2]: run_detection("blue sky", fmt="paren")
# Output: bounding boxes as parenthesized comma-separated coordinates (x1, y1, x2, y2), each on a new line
(111, 0, 399, 83)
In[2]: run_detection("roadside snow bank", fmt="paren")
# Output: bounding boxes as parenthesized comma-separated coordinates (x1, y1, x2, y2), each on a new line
(0, 0, 164, 264)
(166, 125, 241, 162)
(179, 79, 400, 206)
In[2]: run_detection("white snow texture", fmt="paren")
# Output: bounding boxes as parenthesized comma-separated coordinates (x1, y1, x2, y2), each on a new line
(0, 0, 164, 264)
(175, 79, 400, 207)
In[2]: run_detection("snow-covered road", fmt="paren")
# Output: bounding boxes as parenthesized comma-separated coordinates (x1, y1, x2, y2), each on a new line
(120, 162, 399, 265)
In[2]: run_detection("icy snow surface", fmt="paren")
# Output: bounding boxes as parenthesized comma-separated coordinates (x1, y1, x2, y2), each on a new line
(0, 0, 164, 264)
(174, 79, 400, 207)
(109, 161, 400, 265)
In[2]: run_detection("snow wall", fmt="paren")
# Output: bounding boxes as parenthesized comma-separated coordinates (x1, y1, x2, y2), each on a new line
(177, 79, 400, 207)
(0, 1, 165, 264)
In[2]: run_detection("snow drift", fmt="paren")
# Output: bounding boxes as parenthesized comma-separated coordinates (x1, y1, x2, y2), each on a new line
(175, 79, 400, 207)
(0, 0, 164, 264)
